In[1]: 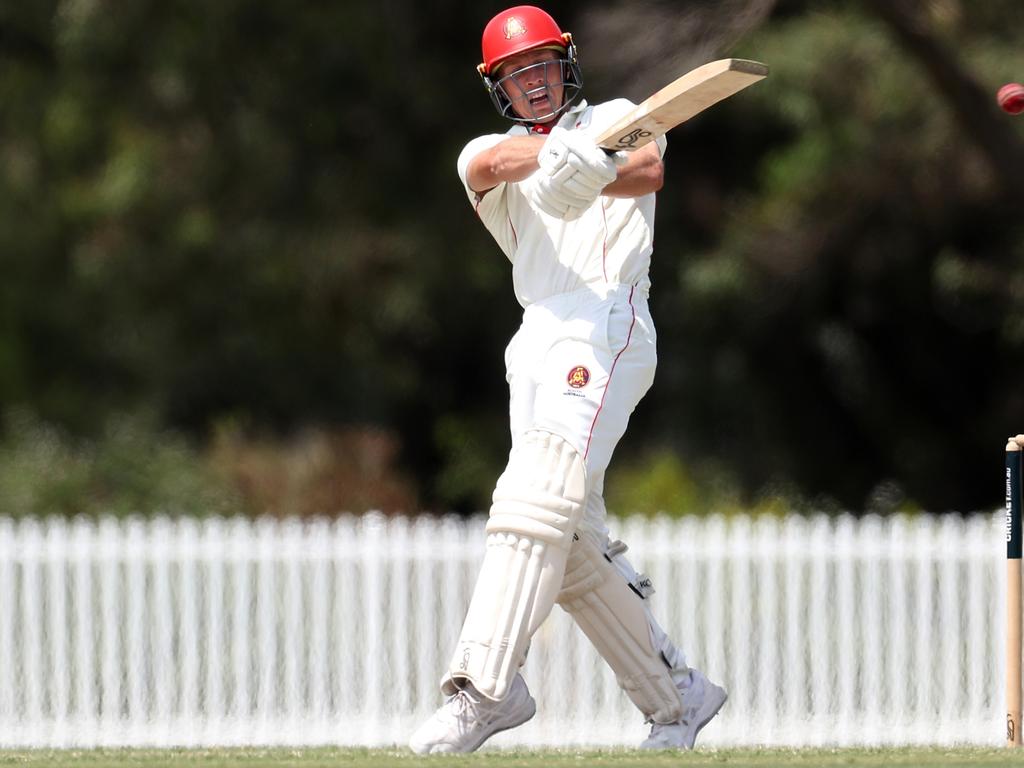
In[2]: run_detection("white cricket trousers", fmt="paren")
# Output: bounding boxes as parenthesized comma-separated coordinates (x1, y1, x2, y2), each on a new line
(502, 281, 690, 682)
(503, 282, 656, 538)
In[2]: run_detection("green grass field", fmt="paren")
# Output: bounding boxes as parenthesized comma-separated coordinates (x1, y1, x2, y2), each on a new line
(0, 747, 1018, 768)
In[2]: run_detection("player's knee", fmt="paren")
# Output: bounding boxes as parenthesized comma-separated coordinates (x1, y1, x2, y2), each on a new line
(557, 529, 608, 603)
(487, 429, 587, 546)
(558, 529, 653, 605)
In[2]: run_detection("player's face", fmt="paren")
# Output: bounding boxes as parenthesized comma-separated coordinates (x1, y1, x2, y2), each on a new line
(496, 48, 565, 122)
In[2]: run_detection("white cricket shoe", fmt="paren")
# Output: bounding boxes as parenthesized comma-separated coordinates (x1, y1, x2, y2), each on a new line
(640, 668, 727, 749)
(408, 674, 537, 754)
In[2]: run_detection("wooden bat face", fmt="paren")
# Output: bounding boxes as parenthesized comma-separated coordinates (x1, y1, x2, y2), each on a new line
(595, 59, 769, 151)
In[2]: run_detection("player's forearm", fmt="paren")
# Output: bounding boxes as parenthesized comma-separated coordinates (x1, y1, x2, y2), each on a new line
(603, 145, 664, 197)
(467, 136, 547, 192)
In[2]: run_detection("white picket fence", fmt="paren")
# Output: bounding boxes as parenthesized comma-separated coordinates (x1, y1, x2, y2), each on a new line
(0, 512, 1007, 748)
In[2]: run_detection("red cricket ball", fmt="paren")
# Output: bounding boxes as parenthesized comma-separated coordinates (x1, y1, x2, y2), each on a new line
(997, 82, 1024, 115)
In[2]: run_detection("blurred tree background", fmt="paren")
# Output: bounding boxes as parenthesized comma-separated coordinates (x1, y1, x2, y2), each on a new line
(0, 0, 1022, 517)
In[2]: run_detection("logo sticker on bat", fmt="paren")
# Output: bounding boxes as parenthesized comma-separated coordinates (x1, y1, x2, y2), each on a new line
(612, 128, 653, 149)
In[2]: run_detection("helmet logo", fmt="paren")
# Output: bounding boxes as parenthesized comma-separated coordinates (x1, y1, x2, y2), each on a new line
(503, 16, 527, 39)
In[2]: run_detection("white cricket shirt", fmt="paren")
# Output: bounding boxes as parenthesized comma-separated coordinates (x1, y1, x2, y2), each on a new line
(456, 99, 667, 308)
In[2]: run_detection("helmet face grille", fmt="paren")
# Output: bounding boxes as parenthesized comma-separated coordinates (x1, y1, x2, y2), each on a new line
(485, 54, 583, 125)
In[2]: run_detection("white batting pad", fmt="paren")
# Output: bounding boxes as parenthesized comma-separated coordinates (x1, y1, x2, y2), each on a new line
(443, 430, 587, 700)
(556, 529, 684, 724)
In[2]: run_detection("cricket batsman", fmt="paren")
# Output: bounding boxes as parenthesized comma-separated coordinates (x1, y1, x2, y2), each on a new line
(409, 5, 727, 753)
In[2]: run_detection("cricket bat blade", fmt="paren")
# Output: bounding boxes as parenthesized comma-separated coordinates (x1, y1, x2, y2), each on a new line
(595, 58, 769, 152)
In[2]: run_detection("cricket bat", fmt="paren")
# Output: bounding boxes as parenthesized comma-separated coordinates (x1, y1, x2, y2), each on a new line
(595, 58, 769, 152)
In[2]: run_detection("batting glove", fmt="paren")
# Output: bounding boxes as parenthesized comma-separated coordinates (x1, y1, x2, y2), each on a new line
(538, 127, 624, 189)
(526, 173, 595, 217)
(529, 127, 627, 217)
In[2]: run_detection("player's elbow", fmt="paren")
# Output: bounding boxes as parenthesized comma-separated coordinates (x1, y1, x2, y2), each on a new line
(469, 148, 521, 192)
(467, 154, 500, 193)
(648, 160, 665, 192)
(634, 159, 664, 195)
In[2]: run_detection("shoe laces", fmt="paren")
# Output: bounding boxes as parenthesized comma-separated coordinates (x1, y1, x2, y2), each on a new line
(443, 687, 483, 730)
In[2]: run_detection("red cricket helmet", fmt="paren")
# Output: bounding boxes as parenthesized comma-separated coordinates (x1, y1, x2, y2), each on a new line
(476, 6, 583, 124)
(479, 5, 569, 76)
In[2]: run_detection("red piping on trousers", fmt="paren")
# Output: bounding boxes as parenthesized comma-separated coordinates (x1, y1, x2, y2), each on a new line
(601, 203, 609, 283)
(584, 284, 636, 461)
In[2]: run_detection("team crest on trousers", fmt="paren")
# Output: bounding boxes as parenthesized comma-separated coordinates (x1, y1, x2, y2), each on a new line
(567, 365, 590, 389)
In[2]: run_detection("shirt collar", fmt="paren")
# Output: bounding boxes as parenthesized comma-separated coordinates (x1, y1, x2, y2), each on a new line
(528, 99, 589, 134)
